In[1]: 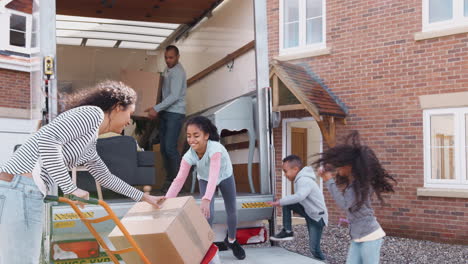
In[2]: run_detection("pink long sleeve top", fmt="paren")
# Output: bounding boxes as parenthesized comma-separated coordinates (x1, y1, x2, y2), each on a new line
(165, 140, 233, 201)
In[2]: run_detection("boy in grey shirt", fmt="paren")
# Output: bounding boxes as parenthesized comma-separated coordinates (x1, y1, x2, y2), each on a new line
(268, 155, 328, 261)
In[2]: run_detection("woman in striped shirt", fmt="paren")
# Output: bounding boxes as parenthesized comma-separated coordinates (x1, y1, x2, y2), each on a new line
(0, 81, 165, 264)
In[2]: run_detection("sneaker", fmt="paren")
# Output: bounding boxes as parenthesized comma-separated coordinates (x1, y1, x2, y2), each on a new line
(224, 237, 246, 260)
(270, 228, 294, 241)
(214, 241, 228, 251)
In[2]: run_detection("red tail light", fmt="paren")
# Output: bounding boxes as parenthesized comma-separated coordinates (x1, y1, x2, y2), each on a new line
(236, 227, 267, 245)
(52, 240, 100, 260)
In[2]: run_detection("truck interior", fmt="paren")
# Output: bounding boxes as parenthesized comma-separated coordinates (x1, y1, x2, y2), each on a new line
(51, 0, 268, 199)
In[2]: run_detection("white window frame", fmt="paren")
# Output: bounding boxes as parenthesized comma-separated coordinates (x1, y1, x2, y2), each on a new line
(281, 117, 324, 197)
(5, 9, 33, 54)
(279, 0, 326, 56)
(30, 9, 39, 51)
(423, 107, 468, 189)
(422, 0, 468, 32)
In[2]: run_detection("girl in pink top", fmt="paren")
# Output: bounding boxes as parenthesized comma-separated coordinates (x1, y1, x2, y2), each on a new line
(165, 116, 245, 260)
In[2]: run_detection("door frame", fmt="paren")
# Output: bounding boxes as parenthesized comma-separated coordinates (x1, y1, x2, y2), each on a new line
(281, 117, 323, 197)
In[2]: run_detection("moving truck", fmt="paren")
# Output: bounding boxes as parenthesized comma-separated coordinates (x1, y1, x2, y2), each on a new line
(24, 0, 321, 263)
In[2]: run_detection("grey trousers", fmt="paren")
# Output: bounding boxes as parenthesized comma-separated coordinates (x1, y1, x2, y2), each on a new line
(199, 176, 238, 239)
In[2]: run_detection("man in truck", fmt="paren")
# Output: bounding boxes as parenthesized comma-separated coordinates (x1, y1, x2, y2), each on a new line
(145, 45, 187, 192)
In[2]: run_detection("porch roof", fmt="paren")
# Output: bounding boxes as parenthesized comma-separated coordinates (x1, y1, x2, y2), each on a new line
(270, 60, 347, 119)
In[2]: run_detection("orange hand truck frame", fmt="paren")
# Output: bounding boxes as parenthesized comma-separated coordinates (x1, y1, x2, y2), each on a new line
(44, 195, 219, 264)
(44, 195, 151, 264)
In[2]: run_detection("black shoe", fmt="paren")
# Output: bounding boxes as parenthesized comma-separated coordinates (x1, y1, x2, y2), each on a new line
(224, 237, 246, 260)
(214, 241, 228, 251)
(270, 228, 294, 241)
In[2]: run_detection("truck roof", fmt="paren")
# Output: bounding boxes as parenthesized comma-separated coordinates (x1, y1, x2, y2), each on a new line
(56, 0, 225, 24)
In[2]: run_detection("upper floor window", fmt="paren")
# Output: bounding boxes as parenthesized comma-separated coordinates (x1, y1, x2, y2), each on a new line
(424, 108, 468, 189)
(280, 0, 326, 55)
(10, 14, 27, 48)
(0, 10, 35, 54)
(424, 0, 468, 31)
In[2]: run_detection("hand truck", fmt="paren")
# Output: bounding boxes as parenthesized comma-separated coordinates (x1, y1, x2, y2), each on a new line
(44, 195, 219, 264)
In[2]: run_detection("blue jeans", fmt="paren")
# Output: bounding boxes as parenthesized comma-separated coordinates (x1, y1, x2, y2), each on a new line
(159, 111, 185, 185)
(346, 238, 383, 264)
(0, 175, 44, 264)
(283, 203, 325, 260)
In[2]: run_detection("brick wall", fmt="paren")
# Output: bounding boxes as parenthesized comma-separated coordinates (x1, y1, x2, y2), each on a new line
(268, 0, 468, 244)
(0, 69, 30, 109)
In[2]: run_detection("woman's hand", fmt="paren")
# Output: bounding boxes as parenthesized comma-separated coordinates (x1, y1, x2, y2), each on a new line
(318, 166, 334, 182)
(142, 193, 166, 209)
(71, 188, 90, 209)
(200, 199, 211, 219)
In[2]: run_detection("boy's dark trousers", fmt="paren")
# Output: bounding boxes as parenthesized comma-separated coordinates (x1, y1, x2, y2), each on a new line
(282, 203, 326, 260)
(159, 111, 185, 188)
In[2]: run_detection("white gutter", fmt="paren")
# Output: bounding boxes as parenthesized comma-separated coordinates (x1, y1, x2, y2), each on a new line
(0, 57, 31, 72)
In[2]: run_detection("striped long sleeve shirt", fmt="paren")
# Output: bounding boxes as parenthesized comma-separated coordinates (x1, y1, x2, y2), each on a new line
(0, 106, 144, 201)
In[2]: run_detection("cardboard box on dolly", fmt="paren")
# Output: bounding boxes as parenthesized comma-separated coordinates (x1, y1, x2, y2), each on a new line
(109, 196, 214, 264)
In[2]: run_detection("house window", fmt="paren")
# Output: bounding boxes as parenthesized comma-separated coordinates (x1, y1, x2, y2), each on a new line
(424, 108, 468, 189)
(466, 0, 468, 16)
(424, 0, 468, 31)
(10, 14, 27, 47)
(280, 0, 325, 54)
(3, 10, 34, 53)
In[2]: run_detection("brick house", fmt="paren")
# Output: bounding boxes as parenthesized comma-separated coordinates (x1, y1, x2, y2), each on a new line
(267, 0, 468, 244)
(0, 0, 39, 164)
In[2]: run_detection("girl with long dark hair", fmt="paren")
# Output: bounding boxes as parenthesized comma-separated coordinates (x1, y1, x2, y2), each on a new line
(164, 116, 246, 260)
(314, 131, 396, 264)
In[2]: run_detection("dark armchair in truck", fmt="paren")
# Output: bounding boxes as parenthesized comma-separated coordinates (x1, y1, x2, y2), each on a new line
(77, 136, 155, 195)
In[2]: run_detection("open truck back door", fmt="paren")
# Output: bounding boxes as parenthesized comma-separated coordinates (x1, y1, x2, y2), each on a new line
(33, 0, 317, 263)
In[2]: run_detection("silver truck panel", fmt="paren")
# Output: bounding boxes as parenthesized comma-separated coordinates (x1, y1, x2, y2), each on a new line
(50, 195, 274, 242)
